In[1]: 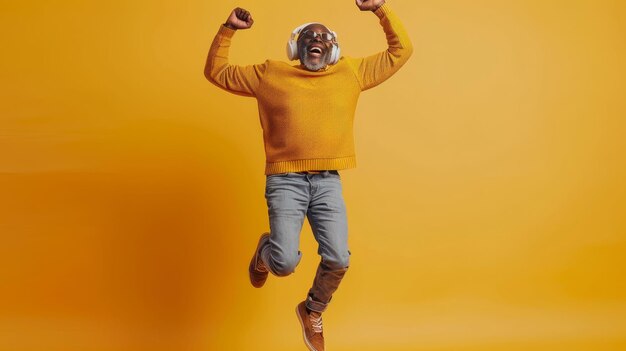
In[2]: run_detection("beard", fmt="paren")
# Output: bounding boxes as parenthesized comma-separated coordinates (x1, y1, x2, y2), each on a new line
(299, 50, 330, 71)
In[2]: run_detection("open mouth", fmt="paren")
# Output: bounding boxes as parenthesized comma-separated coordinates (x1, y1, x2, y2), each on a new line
(307, 46, 324, 58)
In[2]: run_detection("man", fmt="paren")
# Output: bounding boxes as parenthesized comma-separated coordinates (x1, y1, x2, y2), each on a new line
(204, 1, 412, 350)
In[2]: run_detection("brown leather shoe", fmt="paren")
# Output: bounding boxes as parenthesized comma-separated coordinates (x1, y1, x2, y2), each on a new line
(248, 232, 270, 288)
(296, 301, 325, 351)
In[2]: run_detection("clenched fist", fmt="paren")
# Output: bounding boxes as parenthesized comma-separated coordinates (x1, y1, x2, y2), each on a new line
(224, 7, 254, 30)
(355, 0, 386, 12)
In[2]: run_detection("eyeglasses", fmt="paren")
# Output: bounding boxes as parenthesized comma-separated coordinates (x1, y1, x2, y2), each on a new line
(299, 30, 335, 42)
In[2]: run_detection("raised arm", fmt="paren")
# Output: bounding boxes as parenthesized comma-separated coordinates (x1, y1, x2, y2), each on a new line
(204, 7, 267, 97)
(346, 0, 413, 91)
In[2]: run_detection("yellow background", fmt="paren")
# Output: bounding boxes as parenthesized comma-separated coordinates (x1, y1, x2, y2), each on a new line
(1, 0, 625, 350)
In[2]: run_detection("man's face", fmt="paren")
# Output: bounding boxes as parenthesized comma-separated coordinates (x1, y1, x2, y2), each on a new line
(297, 24, 336, 71)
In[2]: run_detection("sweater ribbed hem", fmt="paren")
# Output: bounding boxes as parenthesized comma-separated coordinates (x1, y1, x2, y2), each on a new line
(265, 156, 356, 175)
(218, 24, 236, 37)
(374, 3, 391, 19)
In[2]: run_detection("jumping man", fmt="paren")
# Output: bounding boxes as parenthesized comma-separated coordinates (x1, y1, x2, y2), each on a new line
(204, 1, 412, 350)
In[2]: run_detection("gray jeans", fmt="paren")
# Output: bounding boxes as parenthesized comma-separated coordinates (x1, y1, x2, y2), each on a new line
(260, 170, 350, 313)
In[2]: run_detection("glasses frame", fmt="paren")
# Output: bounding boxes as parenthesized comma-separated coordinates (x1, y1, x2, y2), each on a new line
(298, 30, 336, 42)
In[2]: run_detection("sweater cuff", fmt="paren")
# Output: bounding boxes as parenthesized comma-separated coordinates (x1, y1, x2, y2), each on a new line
(218, 24, 237, 38)
(374, 3, 391, 19)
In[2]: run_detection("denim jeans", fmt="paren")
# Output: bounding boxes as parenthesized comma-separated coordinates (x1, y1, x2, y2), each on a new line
(260, 170, 350, 313)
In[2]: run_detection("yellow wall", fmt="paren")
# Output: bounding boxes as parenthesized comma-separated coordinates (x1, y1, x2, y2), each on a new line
(1, 1, 625, 350)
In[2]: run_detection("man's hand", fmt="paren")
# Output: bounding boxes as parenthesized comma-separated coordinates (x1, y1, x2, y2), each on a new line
(355, 0, 386, 12)
(224, 7, 254, 30)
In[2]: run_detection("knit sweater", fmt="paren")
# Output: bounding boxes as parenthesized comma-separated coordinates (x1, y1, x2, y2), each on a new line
(205, 3, 413, 175)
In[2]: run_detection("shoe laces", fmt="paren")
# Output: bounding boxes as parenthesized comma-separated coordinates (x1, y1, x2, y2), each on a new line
(256, 258, 268, 273)
(309, 312, 323, 334)
(256, 247, 268, 272)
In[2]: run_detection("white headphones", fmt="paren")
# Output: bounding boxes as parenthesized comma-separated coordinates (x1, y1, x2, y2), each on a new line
(286, 22, 341, 65)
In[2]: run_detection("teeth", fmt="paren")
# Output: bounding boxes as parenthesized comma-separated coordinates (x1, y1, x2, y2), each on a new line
(310, 47, 322, 53)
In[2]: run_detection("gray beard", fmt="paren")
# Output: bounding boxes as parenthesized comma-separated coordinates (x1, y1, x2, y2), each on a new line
(300, 51, 329, 71)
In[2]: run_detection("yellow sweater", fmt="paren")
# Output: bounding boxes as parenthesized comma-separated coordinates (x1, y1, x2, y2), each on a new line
(205, 4, 413, 175)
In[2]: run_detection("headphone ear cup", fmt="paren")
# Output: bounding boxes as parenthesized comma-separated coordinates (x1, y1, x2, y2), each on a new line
(287, 40, 298, 60)
(329, 44, 340, 65)
(329, 31, 340, 64)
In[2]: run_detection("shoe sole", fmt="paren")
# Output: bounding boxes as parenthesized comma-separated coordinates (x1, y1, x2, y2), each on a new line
(296, 303, 318, 351)
(249, 232, 270, 288)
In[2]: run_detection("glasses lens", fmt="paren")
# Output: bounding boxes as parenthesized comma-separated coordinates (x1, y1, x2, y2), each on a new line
(321, 33, 334, 41)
